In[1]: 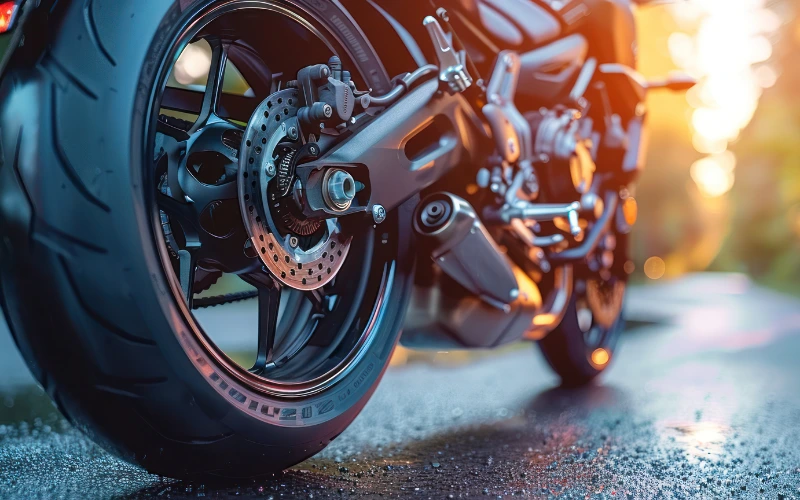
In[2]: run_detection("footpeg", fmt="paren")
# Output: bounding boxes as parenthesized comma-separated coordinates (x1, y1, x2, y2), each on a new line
(414, 193, 518, 307)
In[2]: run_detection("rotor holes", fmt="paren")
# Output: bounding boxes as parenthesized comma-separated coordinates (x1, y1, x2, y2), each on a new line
(273, 254, 279, 262)
(290, 269, 296, 276)
(327, 268, 332, 274)
(255, 146, 262, 155)
(251, 181, 257, 188)
(261, 138, 267, 144)
(275, 115, 281, 122)
(249, 157, 255, 164)
(243, 172, 248, 179)
(318, 263, 323, 270)
(277, 98, 283, 104)
(261, 124, 267, 132)
(264, 111, 270, 118)
(281, 272, 286, 279)
(248, 206, 254, 213)
(259, 235, 264, 242)
(255, 216, 261, 223)
(308, 269, 313, 276)
(302, 278, 307, 285)
(260, 247, 266, 254)
(285, 255, 290, 263)
(288, 98, 293, 105)
(331, 242, 336, 249)
(298, 263, 303, 270)
(322, 251, 328, 258)
(317, 276, 322, 282)
(267, 101, 273, 108)
(244, 194, 250, 201)
(246, 140, 252, 147)
(283, 108, 289, 115)
(268, 242, 273, 250)
(337, 250, 342, 257)
(330, 255, 334, 262)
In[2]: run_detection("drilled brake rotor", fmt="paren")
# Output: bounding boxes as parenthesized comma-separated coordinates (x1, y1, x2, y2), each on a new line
(238, 88, 352, 290)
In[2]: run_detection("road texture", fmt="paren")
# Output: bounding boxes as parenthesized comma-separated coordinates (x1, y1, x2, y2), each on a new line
(1, 273, 799, 498)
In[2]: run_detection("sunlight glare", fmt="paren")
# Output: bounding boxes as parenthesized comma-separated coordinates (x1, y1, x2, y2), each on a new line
(668, 0, 780, 198)
(690, 152, 736, 198)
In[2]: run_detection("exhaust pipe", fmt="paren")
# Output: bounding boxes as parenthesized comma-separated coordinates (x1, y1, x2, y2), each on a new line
(405, 193, 572, 348)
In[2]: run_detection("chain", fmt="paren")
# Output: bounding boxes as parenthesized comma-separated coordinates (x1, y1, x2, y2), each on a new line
(192, 290, 259, 309)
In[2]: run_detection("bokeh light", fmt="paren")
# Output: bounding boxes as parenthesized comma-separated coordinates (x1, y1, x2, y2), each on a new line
(644, 257, 667, 280)
(668, 0, 781, 197)
(690, 151, 736, 198)
(590, 348, 610, 367)
(173, 41, 212, 86)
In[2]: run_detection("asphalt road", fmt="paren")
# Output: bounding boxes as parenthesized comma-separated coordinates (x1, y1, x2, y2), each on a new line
(1, 273, 799, 498)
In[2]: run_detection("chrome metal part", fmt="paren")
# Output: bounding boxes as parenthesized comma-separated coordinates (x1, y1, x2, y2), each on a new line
(548, 190, 619, 263)
(414, 193, 519, 306)
(532, 108, 596, 195)
(403, 263, 574, 348)
(483, 51, 533, 166)
(487, 201, 583, 236)
(322, 169, 356, 211)
(423, 16, 473, 93)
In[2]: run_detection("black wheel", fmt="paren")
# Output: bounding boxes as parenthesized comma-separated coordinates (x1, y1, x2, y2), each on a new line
(537, 232, 628, 386)
(0, 0, 413, 479)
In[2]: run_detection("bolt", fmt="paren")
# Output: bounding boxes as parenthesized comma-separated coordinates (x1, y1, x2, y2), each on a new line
(323, 104, 333, 118)
(288, 126, 298, 140)
(289, 236, 299, 248)
(266, 162, 276, 177)
(372, 204, 387, 224)
(510, 289, 519, 300)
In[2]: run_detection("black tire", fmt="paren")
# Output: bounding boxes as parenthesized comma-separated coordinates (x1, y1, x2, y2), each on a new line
(0, 0, 412, 479)
(537, 289, 625, 386)
(538, 230, 629, 386)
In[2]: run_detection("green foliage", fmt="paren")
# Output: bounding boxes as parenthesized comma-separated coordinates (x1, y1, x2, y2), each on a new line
(714, 20, 800, 292)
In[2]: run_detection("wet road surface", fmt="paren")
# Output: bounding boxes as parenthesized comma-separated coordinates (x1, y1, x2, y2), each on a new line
(1, 274, 799, 498)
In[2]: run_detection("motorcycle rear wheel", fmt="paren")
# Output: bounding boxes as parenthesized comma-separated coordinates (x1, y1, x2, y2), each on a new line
(0, 0, 413, 479)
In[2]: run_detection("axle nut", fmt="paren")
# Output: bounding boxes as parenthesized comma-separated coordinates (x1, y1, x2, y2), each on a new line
(323, 169, 356, 211)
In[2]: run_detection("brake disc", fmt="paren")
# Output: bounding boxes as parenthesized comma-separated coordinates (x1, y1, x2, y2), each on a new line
(238, 89, 352, 290)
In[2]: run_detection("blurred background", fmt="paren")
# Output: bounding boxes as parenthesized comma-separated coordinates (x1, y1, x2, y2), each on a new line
(632, 0, 800, 293)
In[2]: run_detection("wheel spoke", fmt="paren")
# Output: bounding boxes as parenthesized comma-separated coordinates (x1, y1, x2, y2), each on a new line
(190, 37, 228, 133)
(241, 274, 282, 373)
(178, 249, 198, 307)
(304, 289, 327, 314)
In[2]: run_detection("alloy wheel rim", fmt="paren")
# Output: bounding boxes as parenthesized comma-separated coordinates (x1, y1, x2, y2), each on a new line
(144, 0, 395, 397)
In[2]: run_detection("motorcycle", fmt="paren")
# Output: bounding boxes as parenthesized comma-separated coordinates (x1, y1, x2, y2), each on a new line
(0, 0, 691, 479)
